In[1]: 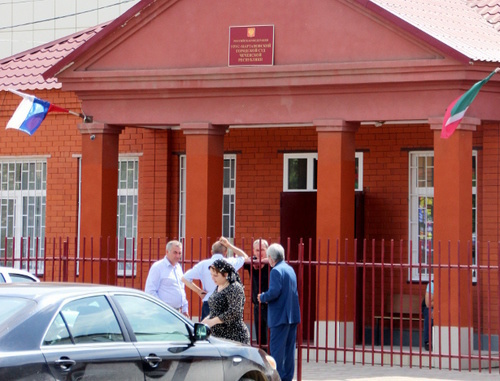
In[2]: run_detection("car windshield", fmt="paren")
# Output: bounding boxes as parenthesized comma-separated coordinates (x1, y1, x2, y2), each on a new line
(0, 297, 35, 325)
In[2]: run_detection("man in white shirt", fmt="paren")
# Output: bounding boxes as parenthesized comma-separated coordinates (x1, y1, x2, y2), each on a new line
(145, 240, 189, 317)
(182, 237, 248, 319)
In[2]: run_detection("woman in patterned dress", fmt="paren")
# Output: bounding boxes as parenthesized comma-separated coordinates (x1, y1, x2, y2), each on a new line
(201, 259, 250, 344)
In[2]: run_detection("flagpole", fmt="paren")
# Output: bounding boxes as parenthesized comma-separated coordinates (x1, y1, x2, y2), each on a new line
(8, 88, 28, 99)
(68, 110, 93, 123)
(8, 88, 92, 123)
(441, 67, 500, 138)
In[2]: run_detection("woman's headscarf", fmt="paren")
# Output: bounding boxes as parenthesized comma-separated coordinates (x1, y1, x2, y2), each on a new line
(210, 259, 242, 284)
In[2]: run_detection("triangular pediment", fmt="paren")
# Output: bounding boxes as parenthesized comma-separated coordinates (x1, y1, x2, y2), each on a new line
(48, 0, 500, 128)
(55, 0, 451, 77)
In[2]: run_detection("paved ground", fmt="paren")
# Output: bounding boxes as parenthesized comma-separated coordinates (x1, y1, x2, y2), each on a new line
(295, 361, 500, 381)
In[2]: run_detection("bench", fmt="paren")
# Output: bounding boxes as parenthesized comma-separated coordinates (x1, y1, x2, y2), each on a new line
(374, 294, 423, 345)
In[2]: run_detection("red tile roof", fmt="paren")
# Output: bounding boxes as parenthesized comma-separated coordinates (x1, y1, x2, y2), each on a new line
(3, 1, 500, 92)
(0, 24, 107, 91)
(362, 0, 500, 63)
(467, 0, 500, 31)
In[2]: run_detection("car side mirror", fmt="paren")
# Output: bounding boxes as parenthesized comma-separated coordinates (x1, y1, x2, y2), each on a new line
(193, 322, 211, 341)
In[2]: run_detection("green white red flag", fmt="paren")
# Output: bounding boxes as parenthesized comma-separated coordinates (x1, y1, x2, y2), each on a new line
(441, 68, 499, 139)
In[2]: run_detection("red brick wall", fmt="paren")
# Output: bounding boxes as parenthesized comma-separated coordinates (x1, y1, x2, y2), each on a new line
(477, 122, 500, 331)
(5, 91, 480, 264)
(356, 124, 431, 244)
(0, 90, 82, 240)
(0, 91, 183, 254)
(225, 126, 317, 244)
(2, 89, 498, 332)
(0, 91, 179, 243)
(134, 129, 171, 244)
(354, 124, 428, 317)
(1, 91, 496, 259)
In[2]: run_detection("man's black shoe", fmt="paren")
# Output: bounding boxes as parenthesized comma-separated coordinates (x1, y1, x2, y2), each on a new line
(424, 342, 429, 351)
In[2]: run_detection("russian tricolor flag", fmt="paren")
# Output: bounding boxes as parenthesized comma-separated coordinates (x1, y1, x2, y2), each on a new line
(6, 89, 69, 135)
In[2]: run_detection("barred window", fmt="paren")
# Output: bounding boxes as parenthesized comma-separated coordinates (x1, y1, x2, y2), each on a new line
(117, 158, 139, 276)
(179, 154, 236, 241)
(408, 151, 477, 281)
(0, 158, 47, 274)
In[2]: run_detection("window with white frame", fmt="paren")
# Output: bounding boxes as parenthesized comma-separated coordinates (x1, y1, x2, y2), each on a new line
(472, 153, 478, 280)
(179, 155, 186, 241)
(408, 151, 477, 281)
(117, 158, 139, 276)
(408, 152, 434, 281)
(283, 153, 317, 191)
(222, 155, 236, 239)
(355, 152, 363, 191)
(0, 158, 47, 273)
(178, 154, 236, 241)
(283, 152, 364, 192)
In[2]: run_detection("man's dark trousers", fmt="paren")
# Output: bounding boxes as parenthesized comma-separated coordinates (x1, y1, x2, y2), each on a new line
(269, 323, 298, 381)
(253, 303, 268, 346)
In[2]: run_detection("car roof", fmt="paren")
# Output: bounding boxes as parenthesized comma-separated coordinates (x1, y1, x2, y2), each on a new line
(0, 266, 37, 274)
(0, 282, 144, 301)
(0, 266, 40, 282)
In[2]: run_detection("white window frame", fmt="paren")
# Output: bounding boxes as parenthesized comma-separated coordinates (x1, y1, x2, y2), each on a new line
(408, 151, 434, 282)
(76, 155, 140, 277)
(0, 157, 48, 274)
(179, 155, 186, 241)
(179, 154, 236, 241)
(472, 152, 478, 281)
(283, 152, 364, 192)
(283, 153, 317, 192)
(408, 151, 477, 282)
(222, 155, 236, 240)
(355, 152, 364, 191)
(117, 157, 139, 276)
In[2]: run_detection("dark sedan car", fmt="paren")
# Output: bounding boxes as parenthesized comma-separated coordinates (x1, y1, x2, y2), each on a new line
(0, 283, 280, 381)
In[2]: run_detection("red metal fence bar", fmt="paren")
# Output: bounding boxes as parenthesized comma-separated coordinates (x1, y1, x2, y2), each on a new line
(1, 237, 499, 376)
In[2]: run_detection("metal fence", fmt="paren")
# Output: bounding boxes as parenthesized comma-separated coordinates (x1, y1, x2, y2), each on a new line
(1, 237, 499, 378)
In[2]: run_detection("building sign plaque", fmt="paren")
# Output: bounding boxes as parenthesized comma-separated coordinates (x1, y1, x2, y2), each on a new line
(228, 25, 274, 66)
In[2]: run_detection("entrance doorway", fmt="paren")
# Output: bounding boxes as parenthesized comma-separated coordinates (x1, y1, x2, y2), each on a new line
(280, 191, 316, 342)
(280, 191, 365, 344)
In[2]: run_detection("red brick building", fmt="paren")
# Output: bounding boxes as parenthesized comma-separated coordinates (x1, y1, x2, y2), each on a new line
(2, 0, 500, 362)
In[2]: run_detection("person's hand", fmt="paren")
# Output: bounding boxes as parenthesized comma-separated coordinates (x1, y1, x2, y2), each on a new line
(202, 317, 214, 328)
(198, 290, 207, 299)
(219, 236, 229, 247)
(250, 256, 269, 269)
(257, 293, 261, 303)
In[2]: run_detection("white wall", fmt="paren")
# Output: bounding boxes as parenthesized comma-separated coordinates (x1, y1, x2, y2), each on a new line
(0, 0, 140, 59)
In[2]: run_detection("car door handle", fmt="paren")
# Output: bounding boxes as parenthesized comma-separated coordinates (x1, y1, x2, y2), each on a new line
(144, 355, 162, 368)
(233, 356, 243, 364)
(55, 357, 76, 371)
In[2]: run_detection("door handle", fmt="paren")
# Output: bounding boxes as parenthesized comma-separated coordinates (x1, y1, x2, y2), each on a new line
(233, 356, 243, 364)
(55, 357, 76, 371)
(144, 355, 162, 368)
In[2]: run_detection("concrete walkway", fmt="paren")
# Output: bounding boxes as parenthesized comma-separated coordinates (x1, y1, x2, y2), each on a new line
(295, 361, 500, 381)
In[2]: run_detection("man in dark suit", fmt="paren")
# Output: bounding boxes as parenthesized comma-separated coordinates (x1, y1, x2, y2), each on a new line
(244, 238, 270, 348)
(258, 243, 300, 381)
